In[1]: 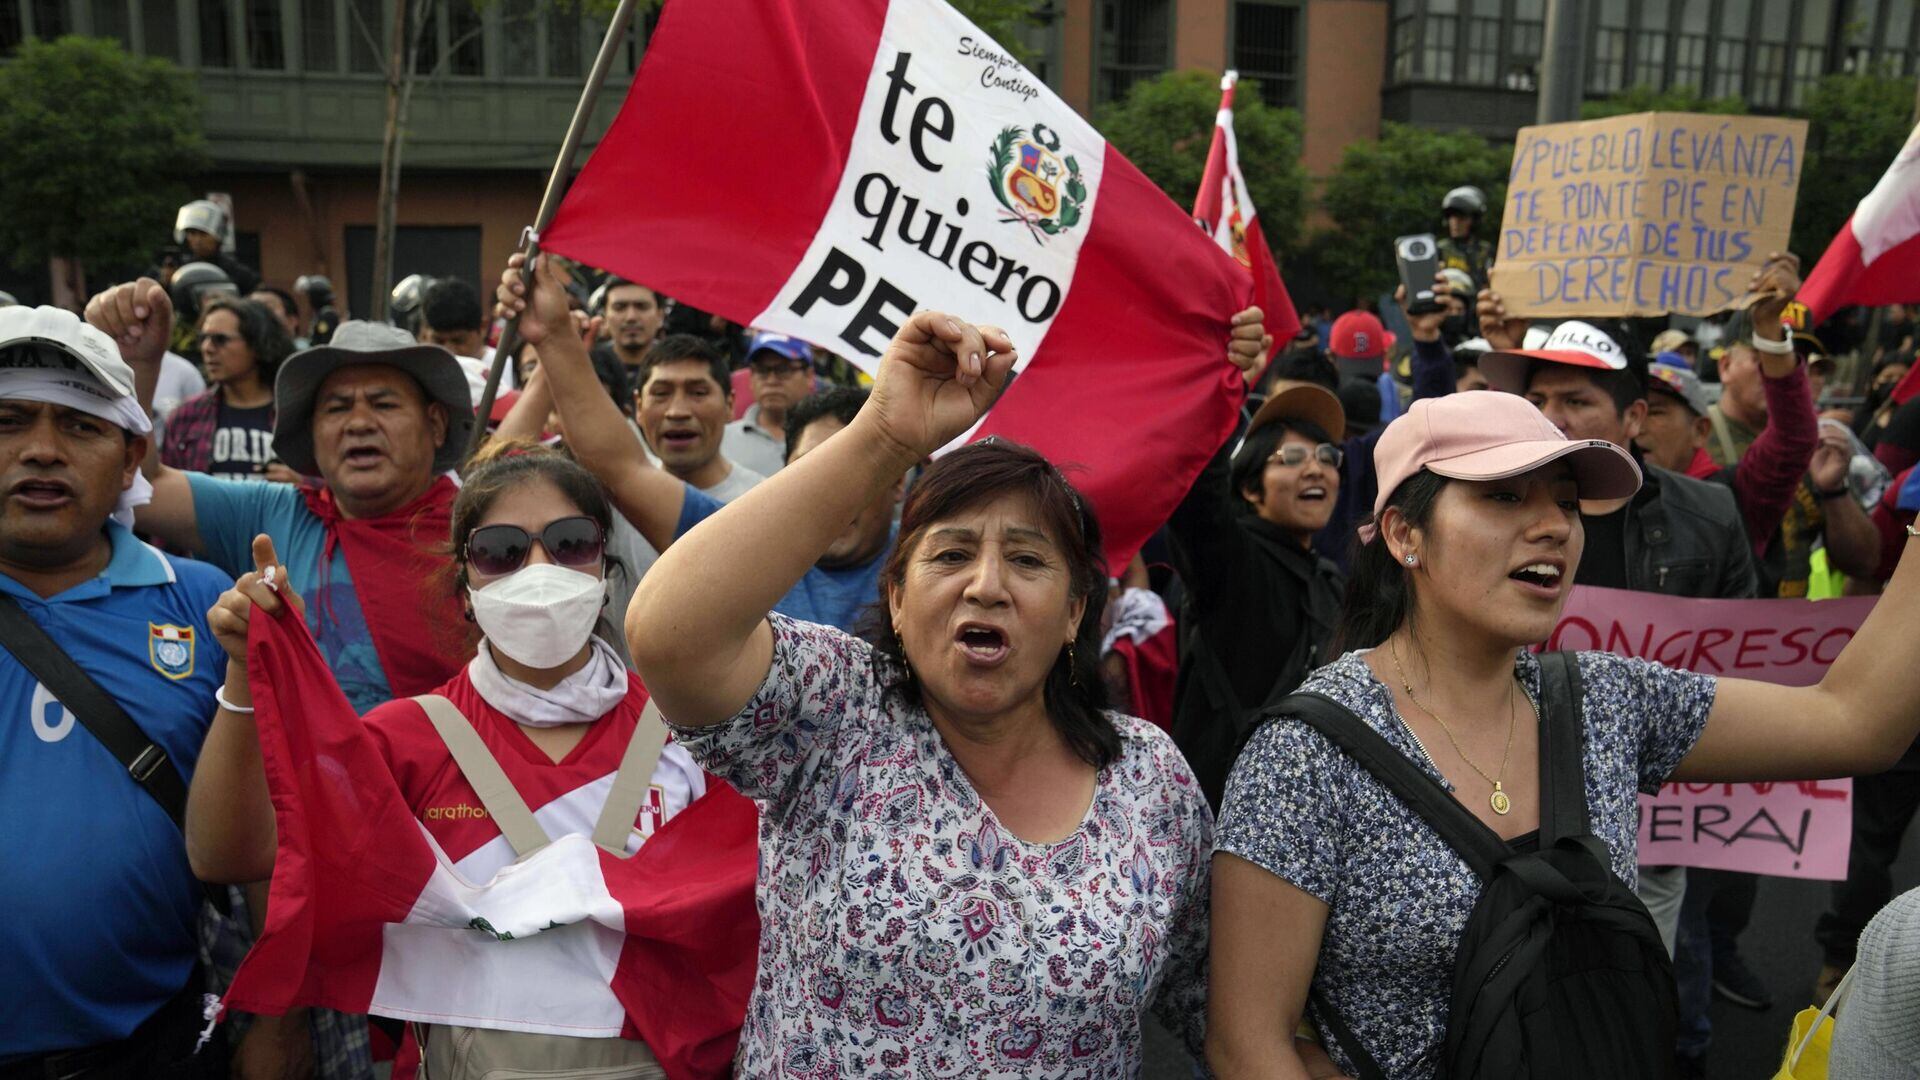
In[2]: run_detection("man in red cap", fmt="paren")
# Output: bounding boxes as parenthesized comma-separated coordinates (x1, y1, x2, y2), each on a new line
(1328, 310, 1394, 385)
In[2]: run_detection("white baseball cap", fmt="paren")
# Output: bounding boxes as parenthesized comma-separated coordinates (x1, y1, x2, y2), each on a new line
(0, 305, 139, 399)
(1480, 320, 1631, 394)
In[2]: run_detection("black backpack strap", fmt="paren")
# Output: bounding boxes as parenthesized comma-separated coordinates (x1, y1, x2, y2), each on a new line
(0, 593, 189, 830)
(1535, 651, 1591, 846)
(1309, 986, 1391, 1080)
(1276, 691, 1509, 880)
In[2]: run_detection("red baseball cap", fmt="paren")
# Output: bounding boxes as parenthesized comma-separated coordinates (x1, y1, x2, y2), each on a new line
(1362, 392, 1641, 539)
(1330, 311, 1395, 361)
(1479, 320, 1630, 393)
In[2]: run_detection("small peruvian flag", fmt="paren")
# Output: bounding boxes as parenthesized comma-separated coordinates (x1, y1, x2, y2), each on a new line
(1190, 71, 1301, 360)
(1798, 121, 1920, 324)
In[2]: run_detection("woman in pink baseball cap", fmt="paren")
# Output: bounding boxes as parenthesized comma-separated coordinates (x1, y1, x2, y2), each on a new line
(1206, 390, 1920, 1079)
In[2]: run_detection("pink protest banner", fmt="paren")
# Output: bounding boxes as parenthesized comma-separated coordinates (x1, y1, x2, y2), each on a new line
(1545, 585, 1872, 880)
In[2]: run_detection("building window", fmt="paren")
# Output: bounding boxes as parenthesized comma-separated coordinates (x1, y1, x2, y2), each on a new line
(1416, 0, 1455, 80)
(547, 3, 580, 77)
(1751, 0, 1791, 105)
(1885, 0, 1915, 72)
(1507, 0, 1544, 89)
(446, 0, 479, 74)
(301, 0, 332, 70)
(1841, 0, 1877, 71)
(32, 0, 67, 35)
(1791, 0, 1832, 103)
(1669, 0, 1707, 87)
(1586, 0, 1628, 92)
(412, 0, 437, 72)
(1, 0, 21, 54)
(1390, 0, 1417, 82)
(142, 0, 180, 58)
(92, 0, 132, 45)
(1096, 0, 1171, 103)
(1463, 7, 1500, 83)
(1710, 0, 1750, 96)
(1631, 0, 1668, 85)
(502, 0, 536, 75)
(199, 0, 233, 66)
(246, 0, 282, 67)
(348, 0, 380, 72)
(1232, 2, 1299, 106)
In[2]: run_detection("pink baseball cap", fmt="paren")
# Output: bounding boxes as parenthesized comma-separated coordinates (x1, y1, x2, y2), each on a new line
(1361, 393, 1641, 538)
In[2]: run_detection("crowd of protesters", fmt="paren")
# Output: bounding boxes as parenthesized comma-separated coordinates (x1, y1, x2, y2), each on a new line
(4, 173, 1920, 1080)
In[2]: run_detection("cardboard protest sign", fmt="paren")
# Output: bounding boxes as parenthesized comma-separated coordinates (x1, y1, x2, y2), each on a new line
(1492, 112, 1808, 318)
(1546, 586, 1867, 879)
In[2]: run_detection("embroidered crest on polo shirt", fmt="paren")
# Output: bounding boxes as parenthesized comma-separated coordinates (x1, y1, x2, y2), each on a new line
(149, 623, 195, 679)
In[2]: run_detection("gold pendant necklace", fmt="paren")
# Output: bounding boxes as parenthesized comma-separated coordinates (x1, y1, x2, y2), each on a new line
(1389, 640, 1518, 816)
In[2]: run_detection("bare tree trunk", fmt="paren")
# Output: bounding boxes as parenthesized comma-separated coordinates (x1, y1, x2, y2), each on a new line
(370, 0, 409, 321)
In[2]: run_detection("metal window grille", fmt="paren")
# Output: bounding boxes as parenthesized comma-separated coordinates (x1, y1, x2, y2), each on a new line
(1232, 1, 1299, 106)
(1096, 0, 1171, 103)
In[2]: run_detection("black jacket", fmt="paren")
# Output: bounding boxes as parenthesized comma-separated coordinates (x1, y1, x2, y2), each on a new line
(1167, 441, 1346, 809)
(1587, 458, 1759, 600)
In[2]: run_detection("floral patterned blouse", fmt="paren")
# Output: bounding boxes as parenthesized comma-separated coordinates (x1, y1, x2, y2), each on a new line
(668, 614, 1214, 1078)
(1214, 648, 1717, 1079)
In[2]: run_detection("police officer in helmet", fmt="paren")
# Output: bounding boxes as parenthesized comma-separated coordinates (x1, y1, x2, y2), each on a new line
(173, 200, 261, 296)
(1437, 185, 1494, 294)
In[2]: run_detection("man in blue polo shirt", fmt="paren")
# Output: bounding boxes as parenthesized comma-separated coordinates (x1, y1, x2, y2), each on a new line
(0, 306, 231, 1075)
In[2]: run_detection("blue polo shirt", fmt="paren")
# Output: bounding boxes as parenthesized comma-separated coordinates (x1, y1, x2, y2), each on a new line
(188, 473, 392, 713)
(676, 486, 892, 633)
(0, 522, 230, 1057)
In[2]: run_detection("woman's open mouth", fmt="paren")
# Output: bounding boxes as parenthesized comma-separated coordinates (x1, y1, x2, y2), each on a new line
(954, 624, 1010, 665)
(1508, 562, 1564, 597)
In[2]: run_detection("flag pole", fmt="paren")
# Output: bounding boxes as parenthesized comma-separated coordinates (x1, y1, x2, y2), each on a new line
(466, 0, 642, 460)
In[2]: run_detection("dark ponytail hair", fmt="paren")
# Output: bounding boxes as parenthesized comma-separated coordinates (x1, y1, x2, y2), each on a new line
(1334, 469, 1451, 654)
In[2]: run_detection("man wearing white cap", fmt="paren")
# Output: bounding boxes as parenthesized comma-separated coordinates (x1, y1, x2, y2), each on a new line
(0, 305, 233, 1077)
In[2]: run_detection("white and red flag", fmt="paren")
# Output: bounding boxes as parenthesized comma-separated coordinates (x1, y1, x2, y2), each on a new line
(220, 607, 760, 1080)
(1191, 71, 1300, 357)
(542, 0, 1256, 565)
(1799, 121, 1920, 323)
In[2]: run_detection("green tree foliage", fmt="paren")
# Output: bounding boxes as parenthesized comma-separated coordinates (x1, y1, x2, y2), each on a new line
(0, 36, 207, 271)
(1312, 122, 1513, 303)
(1791, 72, 1916, 262)
(1581, 84, 1748, 119)
(1092, 69, 1307, 256)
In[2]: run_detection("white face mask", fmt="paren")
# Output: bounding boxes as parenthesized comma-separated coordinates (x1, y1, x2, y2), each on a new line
(468, 562, 607, 669)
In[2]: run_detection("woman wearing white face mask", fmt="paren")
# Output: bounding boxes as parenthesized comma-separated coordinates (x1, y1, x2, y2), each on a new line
(189, 440, 756, 1079)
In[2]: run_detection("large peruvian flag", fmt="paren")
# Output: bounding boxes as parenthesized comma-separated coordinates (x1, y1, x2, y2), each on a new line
(542, 0, 1254, 565)
(1191, 71, 1300, 357)
(222, 607, 760, 1080)
(1799, 121, 1920, 323)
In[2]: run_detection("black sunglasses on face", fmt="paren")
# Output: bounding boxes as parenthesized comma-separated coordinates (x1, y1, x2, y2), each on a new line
(196, 332, 238, 350)
(1270, 443, 1344, 469)
(466, 516, 606, 577)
